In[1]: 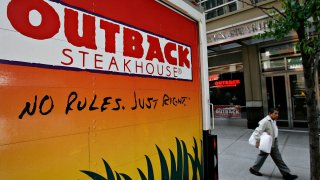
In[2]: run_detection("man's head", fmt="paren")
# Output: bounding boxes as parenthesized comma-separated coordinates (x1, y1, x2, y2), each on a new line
(268, 108, 279, 120)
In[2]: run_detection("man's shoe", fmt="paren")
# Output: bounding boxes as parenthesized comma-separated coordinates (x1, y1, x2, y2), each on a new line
(249, 168, 263, 176)
(283, 174, 298, 180)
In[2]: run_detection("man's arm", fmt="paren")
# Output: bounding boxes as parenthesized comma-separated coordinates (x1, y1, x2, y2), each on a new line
(253, 119, 267, 148)
(255, 141, 259, 148)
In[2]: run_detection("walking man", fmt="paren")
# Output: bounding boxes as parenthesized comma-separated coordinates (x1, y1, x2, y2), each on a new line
(249, 108, 298, 180)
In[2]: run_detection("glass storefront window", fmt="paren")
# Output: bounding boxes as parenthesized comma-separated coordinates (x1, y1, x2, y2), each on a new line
(260, 42, 312, 128)
(261, 58, 285, 72)
(287, 56, 303, 70)
(260, 43, 298, 60)
(289, 74, 307, 122)
(260, 43, 302, 72)
(209, 63, 246, 118)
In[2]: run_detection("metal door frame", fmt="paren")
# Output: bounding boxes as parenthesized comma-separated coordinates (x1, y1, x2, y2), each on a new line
(262, 72, 294, 128)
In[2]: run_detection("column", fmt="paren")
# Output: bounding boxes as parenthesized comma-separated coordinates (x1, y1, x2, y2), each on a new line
(242, 45, 264, 129)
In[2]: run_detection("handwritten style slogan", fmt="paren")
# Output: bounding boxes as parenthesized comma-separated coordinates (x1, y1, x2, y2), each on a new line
(18, 91, 190, 119)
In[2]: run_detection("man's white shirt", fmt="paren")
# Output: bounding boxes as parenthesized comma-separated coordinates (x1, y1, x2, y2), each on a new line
(272, 120, 278, 138)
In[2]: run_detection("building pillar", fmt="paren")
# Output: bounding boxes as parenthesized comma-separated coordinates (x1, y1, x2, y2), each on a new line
(242, 45, 264, 129)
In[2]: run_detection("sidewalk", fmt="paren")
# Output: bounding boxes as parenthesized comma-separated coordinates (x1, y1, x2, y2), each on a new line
(212, 119, 310, 180)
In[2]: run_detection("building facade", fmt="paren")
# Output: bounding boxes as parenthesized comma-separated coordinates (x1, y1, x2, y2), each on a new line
(198, 0, 320, 129)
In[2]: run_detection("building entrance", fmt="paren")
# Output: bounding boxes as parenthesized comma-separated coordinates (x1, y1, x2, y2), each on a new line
(264, 73, 307, 128)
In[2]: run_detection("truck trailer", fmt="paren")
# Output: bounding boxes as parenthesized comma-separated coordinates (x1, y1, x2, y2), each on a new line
(0, 0, 210, 179)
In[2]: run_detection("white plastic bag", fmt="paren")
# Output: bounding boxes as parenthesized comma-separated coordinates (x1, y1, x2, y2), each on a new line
(259, 132, 272, 153)
(248, 131, 256, 146)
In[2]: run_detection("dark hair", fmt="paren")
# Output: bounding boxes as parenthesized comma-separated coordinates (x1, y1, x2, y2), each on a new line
(268, 108, 279, 114)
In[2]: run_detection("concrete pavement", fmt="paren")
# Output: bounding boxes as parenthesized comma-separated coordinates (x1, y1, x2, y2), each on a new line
(212, 119, 310, 180)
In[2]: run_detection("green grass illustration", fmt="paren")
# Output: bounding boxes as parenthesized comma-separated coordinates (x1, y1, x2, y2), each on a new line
(81, 137, 202, 180)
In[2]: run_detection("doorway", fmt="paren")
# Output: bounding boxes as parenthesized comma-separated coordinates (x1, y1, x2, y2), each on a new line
(264, 73, 308, 128)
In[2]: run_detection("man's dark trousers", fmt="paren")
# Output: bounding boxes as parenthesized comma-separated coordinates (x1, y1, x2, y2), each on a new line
(252, 139, 291, 176)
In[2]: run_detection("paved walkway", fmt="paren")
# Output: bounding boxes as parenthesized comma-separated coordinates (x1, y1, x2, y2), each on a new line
(212, 119, 310, 180)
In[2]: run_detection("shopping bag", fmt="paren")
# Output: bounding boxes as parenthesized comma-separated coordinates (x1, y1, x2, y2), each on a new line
(248, 131, 256, 146)
(259, 132, 272, 153)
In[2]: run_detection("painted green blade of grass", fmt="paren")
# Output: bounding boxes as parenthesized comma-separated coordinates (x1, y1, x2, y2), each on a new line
(80, 170, 106, 180)
(115, 171, 121, 180)
(181, 140, 189, 180)
(193, 138, 201, 169)
(102, 158, 115, 180)
(193, 138, 203, 180)
(196, 161, 203, 180)
(137, 168, 147, 180)
(120, 173, 132, 180)
(188, 153, 197, 180)
(193, 138, 199, 162)
(192, 138, 199, 175)
(156, 145, 169, 180)
(169, 149, 178, 180)
(145, 155, 154, 180)
(175, 137, 183, 180)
